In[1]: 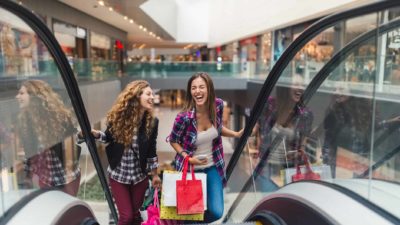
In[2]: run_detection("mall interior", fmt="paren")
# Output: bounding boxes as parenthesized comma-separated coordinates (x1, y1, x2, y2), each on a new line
(1, 0, 400, 224)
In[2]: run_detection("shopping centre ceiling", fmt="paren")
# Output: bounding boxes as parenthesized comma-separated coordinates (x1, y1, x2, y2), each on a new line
(58, 0, 185, 48)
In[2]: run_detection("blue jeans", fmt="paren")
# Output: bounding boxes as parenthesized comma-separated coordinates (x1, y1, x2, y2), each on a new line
(195, 166, 224, 223)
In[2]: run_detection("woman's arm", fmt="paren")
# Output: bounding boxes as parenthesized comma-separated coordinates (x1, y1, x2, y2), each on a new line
(170, 142, 207, 165)
(377, 115, 400, 129)
(221, 126, 244, 138)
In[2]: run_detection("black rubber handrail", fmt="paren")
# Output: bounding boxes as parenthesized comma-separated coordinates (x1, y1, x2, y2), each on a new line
(266, 16, 400, 179)
(305, 180, 400, 224)
(0, 189, 50, 225)
(0, 1, 118, 223)
(358, 144, 400, 179)
(225, 0, 400, 181)
(224, 0, 400, 222)
(301, 18, 400, 104)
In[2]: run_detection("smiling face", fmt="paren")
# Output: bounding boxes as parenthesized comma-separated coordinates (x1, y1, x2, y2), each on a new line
(16, 86, 30, 109)
(190, 77, 208, 108)
(289, 75, 304, 103)
(139, 86, 154, 112)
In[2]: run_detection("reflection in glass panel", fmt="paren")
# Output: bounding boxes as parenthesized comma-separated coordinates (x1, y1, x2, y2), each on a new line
(0, 5, 92, 218)
(227, 8, 400, 223)
(345, 13, 378, 45)
(15, 80, 80, 193)
(254, 74, 313, 189)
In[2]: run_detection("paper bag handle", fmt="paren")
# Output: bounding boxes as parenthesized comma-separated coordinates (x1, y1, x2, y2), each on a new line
(182, 156, 196, 183)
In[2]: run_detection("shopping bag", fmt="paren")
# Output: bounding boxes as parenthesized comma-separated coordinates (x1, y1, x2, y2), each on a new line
(162, 171, 207, 209)
(176, 157, 204, 215)
(281, 164, 332, 184)
(142, 188, 161, 225)
(160, 188, 204, 221)
(291, 150, 321, 182)
(142, 187, 156, 210)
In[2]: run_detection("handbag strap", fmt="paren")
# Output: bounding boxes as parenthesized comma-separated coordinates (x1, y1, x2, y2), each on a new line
(153, 187, 159, 208)
(181, 156, 196, 182)
(295, 149, 313, 175)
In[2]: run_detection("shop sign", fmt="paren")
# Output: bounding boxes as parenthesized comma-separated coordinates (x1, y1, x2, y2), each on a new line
(90, 31, 111, 49)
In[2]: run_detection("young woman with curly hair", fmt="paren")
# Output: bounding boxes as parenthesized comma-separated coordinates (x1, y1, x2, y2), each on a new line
(16, 79, 80, 196)
(167, 72, 243, 223)
(89, 80, 161, 225)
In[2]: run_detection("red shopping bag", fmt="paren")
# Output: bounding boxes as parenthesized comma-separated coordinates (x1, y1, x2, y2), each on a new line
(142, 188, 161, 225)
(292, 150, 321, 182)
(176, 157, 204, 215)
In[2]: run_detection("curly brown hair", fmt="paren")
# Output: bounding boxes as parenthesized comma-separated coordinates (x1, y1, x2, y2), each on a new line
(18, 80, 75, 148)
(107, 80, 154, 147)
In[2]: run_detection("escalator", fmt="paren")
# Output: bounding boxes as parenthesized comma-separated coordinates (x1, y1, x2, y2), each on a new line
(1, 0, 400, 225)
(223, 1, 400, 225)
(0, 1, 115, 224)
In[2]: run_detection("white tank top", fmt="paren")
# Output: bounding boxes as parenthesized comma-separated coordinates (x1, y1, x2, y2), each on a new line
(193, 126, 218, 169)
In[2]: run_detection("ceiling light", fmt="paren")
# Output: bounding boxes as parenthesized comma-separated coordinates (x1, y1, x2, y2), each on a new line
(124, 16, 128, 20)
(139, 25, 143, 29)
(109, 7, 113, 11)
(129, 19, 134, 23)
(143, 28, 147, 32)
(98, 1, 104, 6)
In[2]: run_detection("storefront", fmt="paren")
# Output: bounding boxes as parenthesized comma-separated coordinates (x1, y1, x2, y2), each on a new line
(90, 31, 111, 60)
(239, 36, 258, 73)
(258, 32, 273, 74)
(0, 18, 40, 76)
(53, 20, 87, 59)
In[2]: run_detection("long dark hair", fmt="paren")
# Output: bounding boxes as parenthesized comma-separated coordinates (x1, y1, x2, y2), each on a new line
(183, 72, 216, 124)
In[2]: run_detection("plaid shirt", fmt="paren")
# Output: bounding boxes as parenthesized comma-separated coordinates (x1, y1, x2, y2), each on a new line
(104, 133, 158, 185)
(167, 98, 226, 184)
(25, 148, 81, 186)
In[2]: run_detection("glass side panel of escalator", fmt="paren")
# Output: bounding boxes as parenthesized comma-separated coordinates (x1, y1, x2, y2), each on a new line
(0, 5, 109, 222)
(225, 6, 400, 223)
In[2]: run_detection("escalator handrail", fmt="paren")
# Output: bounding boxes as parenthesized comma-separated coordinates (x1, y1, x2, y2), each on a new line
(261, 17, 400, 181)
(0, 189, 50, 225)
(301, 18, 400, 104)
(305, 180, 400, 224)
(225, 0, 400, 184)
(225, 14, 400, 224)
(0, 1, 118, 222)
(299, 17, 400, 178)
(224, 0, 400, 222)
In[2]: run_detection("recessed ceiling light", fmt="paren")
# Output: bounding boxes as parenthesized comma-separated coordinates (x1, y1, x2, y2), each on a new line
(98, 1, 104, 6)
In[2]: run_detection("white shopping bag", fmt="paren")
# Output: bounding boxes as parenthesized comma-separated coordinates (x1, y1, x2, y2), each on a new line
(162, 170, 207, 210)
